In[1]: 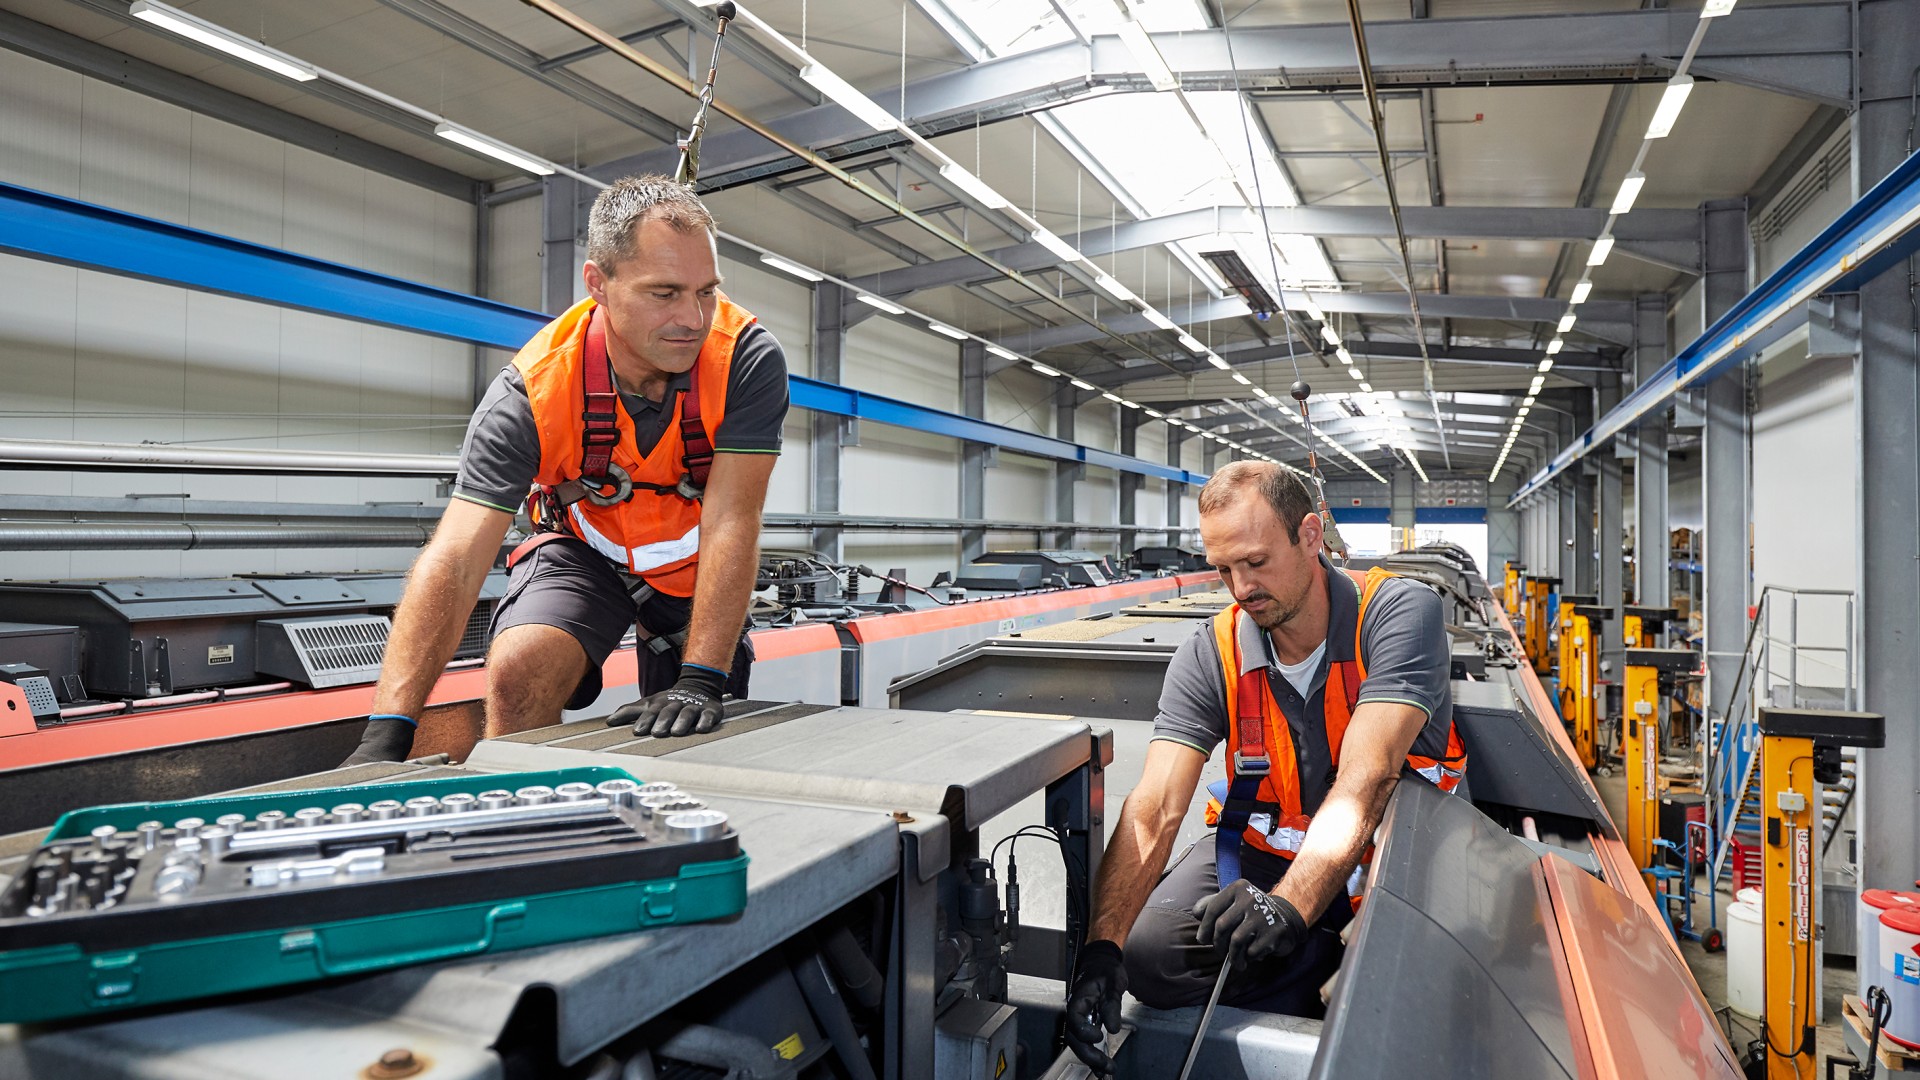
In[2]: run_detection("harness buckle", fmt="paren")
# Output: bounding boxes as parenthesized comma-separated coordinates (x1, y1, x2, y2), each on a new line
(1232, 752, 1271, 777)
(581, 462, 633, 506)
(674, 473, 705, 502)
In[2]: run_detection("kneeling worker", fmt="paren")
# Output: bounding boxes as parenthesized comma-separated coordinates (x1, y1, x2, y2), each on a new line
(343, 176, 788, 765)
(1065, 462, 1466, 1071)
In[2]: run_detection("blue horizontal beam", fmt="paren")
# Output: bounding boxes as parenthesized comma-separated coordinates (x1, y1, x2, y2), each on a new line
(0, 182, 546, 349)
(0, 182, 1203, 487)
(789, 378, 1203, 485)
(1512, 146, 1920, 505)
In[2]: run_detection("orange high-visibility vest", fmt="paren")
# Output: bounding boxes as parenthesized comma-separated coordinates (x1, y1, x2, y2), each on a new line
(513, 294, 755, 598)
(1206, 566, 1469, 896)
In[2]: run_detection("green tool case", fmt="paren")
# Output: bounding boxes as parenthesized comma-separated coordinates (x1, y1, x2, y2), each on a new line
(0, 767, 747, 1023)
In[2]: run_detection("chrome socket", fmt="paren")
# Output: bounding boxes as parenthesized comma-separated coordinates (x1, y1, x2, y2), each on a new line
(255, 810, 287, 831)
(368, 800, 404, 821)
(293, 808, 328, 829)
(594, 779, 639, 808)
(477, 790, 514, 810)
(514, 786, 554, 807)
(554, 782, 596, 803)
(330, 803, 366, 824)
(664, 809, 728, 843)
(403, 796, 441, 818)
(439, 793, 477, 814)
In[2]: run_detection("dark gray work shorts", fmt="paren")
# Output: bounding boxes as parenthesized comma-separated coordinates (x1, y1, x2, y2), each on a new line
(1123, 840, 1353, 1017)
(488, 535, 692, 710)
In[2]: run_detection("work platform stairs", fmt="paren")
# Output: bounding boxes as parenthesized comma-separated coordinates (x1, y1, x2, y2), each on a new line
(1706, 587, 1858, 891)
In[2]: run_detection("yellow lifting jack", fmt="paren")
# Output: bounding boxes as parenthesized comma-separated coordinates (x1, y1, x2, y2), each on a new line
(1526, 575, 1559, 676)
(1754, 707, 1883, 1080)
(1623, 604, 1678, 650)
(1564, 604, 1609, 771)
(1554, 593, 1597, 726)
(1620, 646, 1697, 876)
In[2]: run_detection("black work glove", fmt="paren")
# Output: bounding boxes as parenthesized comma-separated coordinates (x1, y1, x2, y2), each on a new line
(608, 663, 727, 738)
(339, 715, 417, 767)
(1193, 880, 1308, 969)
(1063, 939, 1128, 1075)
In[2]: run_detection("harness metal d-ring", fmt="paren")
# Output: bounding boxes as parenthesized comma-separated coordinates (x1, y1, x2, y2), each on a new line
(582, 462, 633, 506)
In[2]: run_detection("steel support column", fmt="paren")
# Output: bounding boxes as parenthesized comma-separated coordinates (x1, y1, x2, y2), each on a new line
(1391, 468, 1415, 545)
(1118, 411, 1142, 554)
(1557, 414, 1576, 584)
(1633, 294, 1670, 607)
(810, 283, 849, 561)
(1053, 389, 1083, 549)
(1595, 372, 1625, 673)
(1700, 197, 1752, 721)
(1854, 2, 1920, 895)
(1570, 391, 1596, 595)
(1166, 428, 1190, 544)
(960, 341, 990, 565)
(540, 176, 579, 316)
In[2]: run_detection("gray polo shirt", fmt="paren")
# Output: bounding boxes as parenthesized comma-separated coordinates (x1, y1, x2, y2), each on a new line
(1153, 555, 1455, 815)
(452, 322, 789, 514)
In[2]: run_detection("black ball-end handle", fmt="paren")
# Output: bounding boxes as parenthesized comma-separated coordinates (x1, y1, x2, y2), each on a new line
(1290, 381, 1310, 402)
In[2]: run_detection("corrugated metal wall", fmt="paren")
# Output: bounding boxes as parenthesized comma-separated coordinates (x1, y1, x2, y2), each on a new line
(0, 48, 476, 580)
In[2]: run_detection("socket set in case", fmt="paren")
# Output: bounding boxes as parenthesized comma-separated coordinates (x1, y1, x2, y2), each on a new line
(0, 767, 747, 1024)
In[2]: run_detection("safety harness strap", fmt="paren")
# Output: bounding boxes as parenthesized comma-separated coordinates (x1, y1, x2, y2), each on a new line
(579, 309, 621, 482)
(1215, 660, 1271, 885)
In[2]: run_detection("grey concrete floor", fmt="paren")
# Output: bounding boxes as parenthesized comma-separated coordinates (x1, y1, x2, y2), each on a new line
(1590, 769, 1859, 1073)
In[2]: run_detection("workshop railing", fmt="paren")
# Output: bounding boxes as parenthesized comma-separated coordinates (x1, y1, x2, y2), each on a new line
(1706, 586, 1857, 890)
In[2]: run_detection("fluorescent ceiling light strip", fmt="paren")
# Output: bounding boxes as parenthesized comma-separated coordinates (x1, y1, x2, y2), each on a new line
(1557, 313, 1577, 334)
(1205, 352, 1232, 371)
(1646, 76, 1695, 139)
(1336, 347, 1353, 365)
(1092, 271, 1137, 304)
(938, 164, 1010, 210)
(1231, 372, 1252, 385)
(1031, 228, 1081, 262)
(1538, 359, 1554, 373)
(434, 124, 555, 176)
(1546, 339, 1564, 356)
(985, 344, 1020, 361)
(1029, 362, 1062, 377)
(1144, 309, 1179, 332)
(759, 253, 824, 281)
(129, 1, 318, 81)
(1610, 172, 1646, 216)
(1587, 236, 1615, 267)
(1320, 325, 1341, 346)
(799, 64, 898, 132)
(928, 322, 969, 339)
(1701, 0, 1737, 16)
(856, 293, 906, 315)
(1102, 391, 1125, 403)
(1570, 281, 1593, 305)
(1071, 378, 1098, 390)
(1177, 333, 1205, 353)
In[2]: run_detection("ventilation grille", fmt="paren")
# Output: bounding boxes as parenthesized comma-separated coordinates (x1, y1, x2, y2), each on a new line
(456, 599, 498, 659)
(256, 616, 392, 689)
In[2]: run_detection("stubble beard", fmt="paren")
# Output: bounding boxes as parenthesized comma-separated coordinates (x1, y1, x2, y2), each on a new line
(1246, 569, 1314, 631)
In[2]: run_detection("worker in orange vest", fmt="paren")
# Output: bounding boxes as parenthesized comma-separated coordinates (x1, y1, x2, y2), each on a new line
(342, 176, 788, 765)
(1064, 462, 1465, 1072)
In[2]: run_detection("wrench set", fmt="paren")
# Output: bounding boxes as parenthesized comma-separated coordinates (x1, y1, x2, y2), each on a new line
(0, 767, 748, 1023)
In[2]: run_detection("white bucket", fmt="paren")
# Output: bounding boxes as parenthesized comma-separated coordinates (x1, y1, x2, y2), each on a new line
(1738, 887, 1761, 907)
(1727, 900, 1764, 1019)
(1880, 910, 1920, 1049)
(1861, 891, 1920, 1003)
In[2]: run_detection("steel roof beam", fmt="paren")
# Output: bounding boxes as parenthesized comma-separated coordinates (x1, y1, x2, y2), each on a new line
(846, 205, 1699, 300)
(596, 3, 1851, 188)
(993, 291, 1633, 358)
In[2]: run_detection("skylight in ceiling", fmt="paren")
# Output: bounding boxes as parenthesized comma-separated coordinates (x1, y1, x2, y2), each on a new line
(941, 0, 1203, 56)
(923, 0, 1340, 293)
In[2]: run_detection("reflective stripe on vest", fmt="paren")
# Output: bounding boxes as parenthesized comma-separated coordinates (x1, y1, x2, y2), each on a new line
(1207, 566, 1470, 897)
(513, 294, 754, 597)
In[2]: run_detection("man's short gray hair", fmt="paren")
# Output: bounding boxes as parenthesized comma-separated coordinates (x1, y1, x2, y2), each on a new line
(586, 175, 717, 274)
